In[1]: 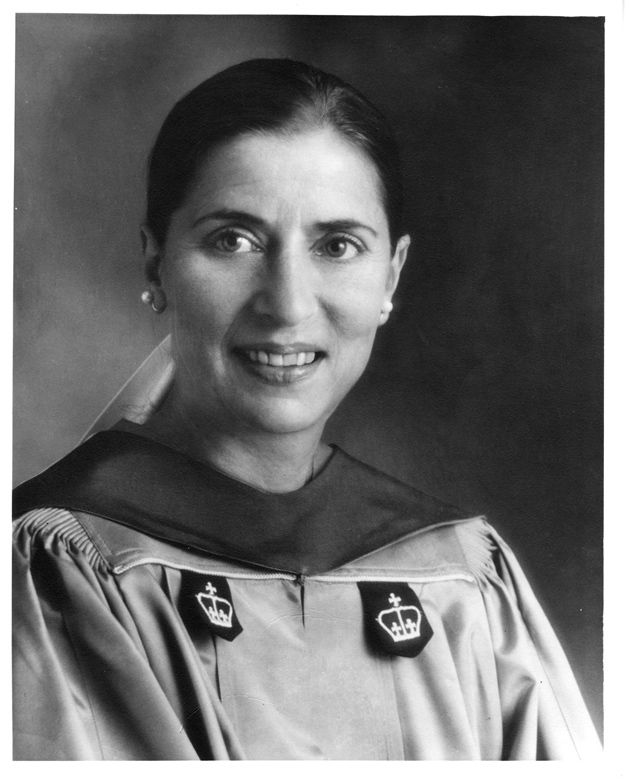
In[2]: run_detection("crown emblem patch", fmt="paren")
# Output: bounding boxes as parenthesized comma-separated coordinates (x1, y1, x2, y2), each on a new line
(196, 581, 234, 627)
(180, 573, 243, 641)
(377, 593, 422, 641)
(358, 582, 433, 658)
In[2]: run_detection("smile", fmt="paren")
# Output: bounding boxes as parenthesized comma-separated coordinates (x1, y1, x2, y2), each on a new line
(233, 344, 325, 385)
(247, 350, 317, 367)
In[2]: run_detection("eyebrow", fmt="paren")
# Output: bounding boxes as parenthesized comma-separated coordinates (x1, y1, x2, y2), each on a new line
(315, 219, 379, 239)
(192, 210, 379, 238)
(192, 209, 266, 230)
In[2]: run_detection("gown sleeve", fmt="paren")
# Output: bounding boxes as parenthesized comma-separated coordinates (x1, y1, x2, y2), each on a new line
(471, 522, 602, 759)
(12, 509, 235, 760)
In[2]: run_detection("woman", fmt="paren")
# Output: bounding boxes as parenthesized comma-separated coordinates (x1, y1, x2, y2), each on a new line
(12, 58, 600, 760)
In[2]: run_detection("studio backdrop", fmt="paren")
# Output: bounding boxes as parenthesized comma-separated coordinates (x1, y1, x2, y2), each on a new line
(14, 15, 603, 735)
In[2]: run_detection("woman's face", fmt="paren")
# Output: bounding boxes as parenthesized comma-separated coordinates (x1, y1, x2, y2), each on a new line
(144, 128, 409, 438)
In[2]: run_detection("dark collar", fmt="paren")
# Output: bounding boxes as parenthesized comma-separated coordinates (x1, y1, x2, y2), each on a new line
(13, 426, 470, 575)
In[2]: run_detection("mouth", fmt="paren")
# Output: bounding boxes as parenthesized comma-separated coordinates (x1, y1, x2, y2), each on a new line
(233, 344, 325, 383)
(247, 349, 319, 367)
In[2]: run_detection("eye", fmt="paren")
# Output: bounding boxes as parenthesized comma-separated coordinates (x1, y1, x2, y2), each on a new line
(207, 229, 262, 255)
(317, 235, 364, 260)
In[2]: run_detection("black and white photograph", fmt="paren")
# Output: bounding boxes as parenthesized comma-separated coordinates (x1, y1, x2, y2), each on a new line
(12, 10, 606, 761)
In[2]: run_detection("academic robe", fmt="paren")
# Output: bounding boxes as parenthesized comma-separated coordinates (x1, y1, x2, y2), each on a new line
(12, 426, 601, 760)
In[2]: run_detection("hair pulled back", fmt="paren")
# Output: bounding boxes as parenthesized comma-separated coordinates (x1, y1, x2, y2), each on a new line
(146, 58, 404, 250)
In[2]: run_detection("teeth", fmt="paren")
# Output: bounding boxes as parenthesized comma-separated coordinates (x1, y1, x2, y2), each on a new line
(247, 350, 317, 366)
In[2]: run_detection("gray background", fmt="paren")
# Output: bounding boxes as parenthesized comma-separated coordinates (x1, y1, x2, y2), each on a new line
(14, 15, 603, 736)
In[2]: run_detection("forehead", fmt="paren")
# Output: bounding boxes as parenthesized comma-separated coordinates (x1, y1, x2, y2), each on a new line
(180, 128, 387, 226)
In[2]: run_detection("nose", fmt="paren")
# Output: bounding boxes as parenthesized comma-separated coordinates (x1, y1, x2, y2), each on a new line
(252, 247, 318, 327)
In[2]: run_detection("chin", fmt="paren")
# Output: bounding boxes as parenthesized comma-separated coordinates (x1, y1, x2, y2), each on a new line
(238, 400, 329, 437)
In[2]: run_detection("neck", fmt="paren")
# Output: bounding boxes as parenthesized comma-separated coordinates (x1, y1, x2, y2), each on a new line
(138, 394, 332, 494)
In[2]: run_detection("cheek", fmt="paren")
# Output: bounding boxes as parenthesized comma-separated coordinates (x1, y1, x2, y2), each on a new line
(340, 303, 380, 339)
(168, 262, 237, 338)
(172, 290, 217, 342)
(330, 274, 387, 340)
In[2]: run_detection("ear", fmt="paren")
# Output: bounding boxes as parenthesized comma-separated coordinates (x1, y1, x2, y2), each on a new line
(385, 233, 410, 300)
(379, 235, 409, 326)
(141, 225, 164, 286)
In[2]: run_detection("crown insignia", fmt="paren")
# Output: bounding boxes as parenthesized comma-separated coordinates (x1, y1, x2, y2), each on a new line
(196, 581, 234, 628)
(376, 593, 422, 643)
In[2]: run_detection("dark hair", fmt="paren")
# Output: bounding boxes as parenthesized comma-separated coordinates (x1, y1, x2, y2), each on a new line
(146, 58, 404, 250)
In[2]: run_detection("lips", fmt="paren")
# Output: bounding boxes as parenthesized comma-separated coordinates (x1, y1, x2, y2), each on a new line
(233, 343, 325, 382)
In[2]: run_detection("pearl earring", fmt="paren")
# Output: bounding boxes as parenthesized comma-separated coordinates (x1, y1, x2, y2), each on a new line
(379, 301, 393, 324)
(141, 289, 166, 313)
